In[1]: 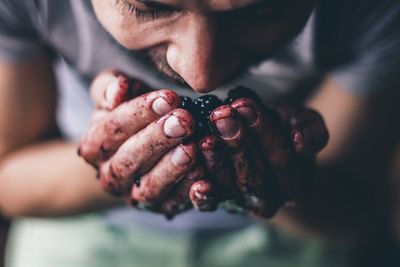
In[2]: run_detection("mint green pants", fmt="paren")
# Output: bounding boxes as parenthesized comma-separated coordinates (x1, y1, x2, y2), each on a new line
(6, 214, 351, 267)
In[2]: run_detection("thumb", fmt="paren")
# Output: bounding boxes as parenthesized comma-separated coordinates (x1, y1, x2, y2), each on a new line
(90, 69, 150, 110)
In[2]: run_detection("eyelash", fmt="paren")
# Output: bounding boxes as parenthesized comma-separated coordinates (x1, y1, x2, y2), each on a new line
(117, 0, 171, 21)
(117, 0, 285, 24)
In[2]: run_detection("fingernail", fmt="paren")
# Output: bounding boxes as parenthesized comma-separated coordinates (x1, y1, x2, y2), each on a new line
(164, 115, 187, 138)
(293, 130, 304, 153)
(191, 181, 213, 198)
(105, 79, 120, 108)
(199, 135, 219, 151)
(190, 182, 217, 211)
(194, 191, 209, 201)
(152, 97, 173, 115)
(171, 145, 192, 166)
(237, 106, 257, 126)
(188, 171, 200, 180)
(215, 117, 239, 138)
(293, 130, 303, 145)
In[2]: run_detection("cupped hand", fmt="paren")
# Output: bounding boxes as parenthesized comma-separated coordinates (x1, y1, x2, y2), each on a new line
(78, 70, 212, 218)
(198, 98, 329, 218)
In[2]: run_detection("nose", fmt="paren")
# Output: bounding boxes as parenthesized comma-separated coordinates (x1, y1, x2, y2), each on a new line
(166, 14, 238, 93)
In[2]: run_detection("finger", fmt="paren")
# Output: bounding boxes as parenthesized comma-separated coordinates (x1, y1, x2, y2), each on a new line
(244, 176, 285, 218)
(187, 163, 206, 181)
(210, 105, 262, 193)
(99, 109, 195, 196)
(290, 109, 329, 155)
(272, 104, 300, 126)
(156, 164, 206, 219)
(198, 135, 224, 172)
(292, 129, 305, 154)
(211, 104, 284, 216)
(198, 135, 237, 198)
(189, 180, 218, 212)
(90, 69, 149, 110)
(231, 98, 300, 201)
(79, 90, 182, 165)
(274, 106, 329, 155)
(88, 110, 109, 125)
(131, 143, 197, 203)
(77, 110, 109, 160)
(158, 186, 193, 220)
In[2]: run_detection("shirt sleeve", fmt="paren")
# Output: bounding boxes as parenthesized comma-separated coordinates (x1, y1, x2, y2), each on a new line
(0, 0, 45, 62)
(318, 0, 400, 95)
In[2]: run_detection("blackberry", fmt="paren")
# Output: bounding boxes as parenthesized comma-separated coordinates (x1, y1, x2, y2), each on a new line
(225, 86, 262, 105)
(193, 95, 223, 135)
(179, 94, 223, 142)
(179, 96, 194, 112)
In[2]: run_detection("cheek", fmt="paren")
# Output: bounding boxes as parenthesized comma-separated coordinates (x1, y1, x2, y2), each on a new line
(232, 1, 314, 53)
(91, 0, 167, 50)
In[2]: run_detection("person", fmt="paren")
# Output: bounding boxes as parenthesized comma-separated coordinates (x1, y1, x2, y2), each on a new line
(0, 0, 399, 266)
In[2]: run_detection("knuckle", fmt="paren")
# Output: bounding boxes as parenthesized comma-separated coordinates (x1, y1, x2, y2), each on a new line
(138, 183, 158, 203)
(99, 162, 129, 196)
(111, 154, 140, 182)
(103, 117, 126, 140)
(99, 175, 122, 196)
(78, 142, 98, 166)
(135, 176, 158, 202)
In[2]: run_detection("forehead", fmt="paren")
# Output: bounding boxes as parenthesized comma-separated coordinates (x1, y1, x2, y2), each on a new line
(141, 0, 269, 10)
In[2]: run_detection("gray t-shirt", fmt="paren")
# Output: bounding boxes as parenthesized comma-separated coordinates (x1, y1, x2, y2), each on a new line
(1, 0, 399, 230)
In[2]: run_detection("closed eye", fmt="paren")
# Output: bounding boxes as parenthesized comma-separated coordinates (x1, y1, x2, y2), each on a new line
(116, 0, 178, 22)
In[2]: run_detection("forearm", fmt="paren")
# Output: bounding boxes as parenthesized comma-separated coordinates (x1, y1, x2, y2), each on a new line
(0, 57, 57, 157)
(269, 78, 400, 239)
(0, 140, 124, 218)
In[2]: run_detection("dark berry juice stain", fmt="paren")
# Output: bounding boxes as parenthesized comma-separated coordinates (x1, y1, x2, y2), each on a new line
(180, 87, 262, 142)
(179, 95, 223, 142)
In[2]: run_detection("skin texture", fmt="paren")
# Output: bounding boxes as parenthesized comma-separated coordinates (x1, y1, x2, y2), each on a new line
(79, 0, 319, 217)
(79, 70, 215, 216)
(194, 98, 327, 218)
(91, 0, 316, 92)
(79, 68, 328, 218)
(0, 55, 398, 241)
(0, 2, 399, 262)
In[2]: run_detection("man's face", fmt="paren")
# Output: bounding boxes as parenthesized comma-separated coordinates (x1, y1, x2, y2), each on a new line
(91, 0, 315, 93)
